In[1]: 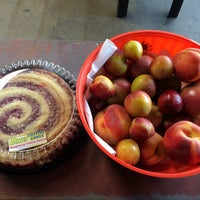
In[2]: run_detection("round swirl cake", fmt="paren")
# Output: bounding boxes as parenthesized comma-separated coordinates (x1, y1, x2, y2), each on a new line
(0, 66, 83, 172)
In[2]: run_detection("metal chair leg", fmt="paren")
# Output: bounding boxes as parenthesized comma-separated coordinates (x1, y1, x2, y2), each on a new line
(168, 0, 184, 17)
(117, 0, 129, 18)
(117, 0, 184, 18)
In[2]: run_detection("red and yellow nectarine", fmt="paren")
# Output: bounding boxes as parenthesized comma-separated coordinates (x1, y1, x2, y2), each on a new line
(115, 139, 140, 165)
(94, 104, 131, 146)
(90, 75, 115, 100)
(140, 133, 167, 166)
(164, 121, 200, 165)
(124, 91, 152, 117)
(129, 117, 155, 143)
(173, 50, 200, 83)
(181, 83, 200, 119)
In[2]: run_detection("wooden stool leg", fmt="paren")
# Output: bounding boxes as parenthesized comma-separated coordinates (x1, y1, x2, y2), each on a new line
(117, 0, 129, 18)
(167, 0, 184, 17)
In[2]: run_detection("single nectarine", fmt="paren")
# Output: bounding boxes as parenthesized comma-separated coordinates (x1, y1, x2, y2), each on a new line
(181, 83, 200, 119)
(150, 55, 174, 80)
(94, 104, 131, 145)
(115, 139, 140, 165)
(104, 50, 128, 77)
(129, 117, 155, 143)
(173, 50, 200, 83)
(124, 91, 152, 117)
(140, 133, 167, 166)
(90, 75, 115, 100)
(164, 120, 200, 165)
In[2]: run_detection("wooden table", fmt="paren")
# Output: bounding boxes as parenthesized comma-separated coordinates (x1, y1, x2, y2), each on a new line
(0, 39, 200, 200)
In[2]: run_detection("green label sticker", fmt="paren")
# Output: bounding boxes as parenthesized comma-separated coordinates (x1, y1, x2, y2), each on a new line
(8, 130, 47, 152)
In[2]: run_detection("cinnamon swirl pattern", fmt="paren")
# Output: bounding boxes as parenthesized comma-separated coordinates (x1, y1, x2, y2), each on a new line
(0, 68, 78, 171)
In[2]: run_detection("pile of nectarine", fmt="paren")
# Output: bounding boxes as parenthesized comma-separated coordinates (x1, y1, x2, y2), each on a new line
(88, 40, 200, 167)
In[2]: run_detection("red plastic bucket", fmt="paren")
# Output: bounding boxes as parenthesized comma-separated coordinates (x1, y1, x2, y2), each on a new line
(76, 30, 200, 178)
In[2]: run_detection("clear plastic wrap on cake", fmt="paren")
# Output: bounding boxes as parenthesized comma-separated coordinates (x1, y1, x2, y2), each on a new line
(0, 59, 85, 173)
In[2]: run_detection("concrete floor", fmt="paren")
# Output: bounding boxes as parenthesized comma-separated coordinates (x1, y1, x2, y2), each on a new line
(0, 0, 199, 43)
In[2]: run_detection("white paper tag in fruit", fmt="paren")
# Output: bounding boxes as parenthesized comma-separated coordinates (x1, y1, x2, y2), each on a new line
(8, 130, 47, 152)
(86, 39, 118, 87)
(84, 39, 118, 155)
